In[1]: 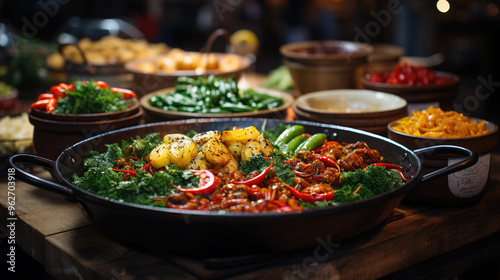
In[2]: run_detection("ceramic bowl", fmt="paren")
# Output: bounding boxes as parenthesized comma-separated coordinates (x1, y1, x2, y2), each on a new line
(293, 89, 407, 135)
(388, 118, 499, 206)
(125, 53, 252, 97)
(361, 71, 460, 113)
(29, 100, 143, 160)
(140, 87, 294, 122)
(280, 40, 373, 95)
(29, 101, 141, 122)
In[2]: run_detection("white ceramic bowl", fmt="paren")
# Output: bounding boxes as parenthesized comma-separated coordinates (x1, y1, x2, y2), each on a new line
(295, 89, 407, 118)
(293, 89, 408, 135)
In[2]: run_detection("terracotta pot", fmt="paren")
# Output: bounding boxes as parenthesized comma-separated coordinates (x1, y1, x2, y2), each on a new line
(280, 40, 373, 95)
(29, 107, 143, 160)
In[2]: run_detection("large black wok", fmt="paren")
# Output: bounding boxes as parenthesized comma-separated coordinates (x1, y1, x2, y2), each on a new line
(9, 119, 477, 257)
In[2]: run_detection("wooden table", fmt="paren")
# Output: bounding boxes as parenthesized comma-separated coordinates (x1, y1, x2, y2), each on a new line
(1, 152, 500, 279)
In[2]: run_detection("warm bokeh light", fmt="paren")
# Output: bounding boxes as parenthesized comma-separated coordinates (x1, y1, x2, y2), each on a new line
(487, 3, 500, 17)
(437, 0, 450, 13)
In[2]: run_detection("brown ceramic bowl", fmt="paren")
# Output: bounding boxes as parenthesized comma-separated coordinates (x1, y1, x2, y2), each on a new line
(29, 100, 140, 122)
(140, 87, 294, 122)
(28, 104, 143, 160)
(125, 53, 252, 97)
(280, 40, 373, 95)
(388, 118, 499, 206)
(293, 89, 407, 135)
(361, 71, 460, 113)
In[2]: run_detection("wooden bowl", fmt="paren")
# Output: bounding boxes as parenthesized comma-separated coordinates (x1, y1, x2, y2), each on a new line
(125, 53, 252, 97)
(29, 100, 140, 122)
(140, 87, 294, 122)
(28, 107, 143, 160)
(361, 71, 460, 112)
(388, 118, 499, 206)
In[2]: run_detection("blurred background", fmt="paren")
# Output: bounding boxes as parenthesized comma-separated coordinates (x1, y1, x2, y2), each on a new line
(0, 0, 498, 120)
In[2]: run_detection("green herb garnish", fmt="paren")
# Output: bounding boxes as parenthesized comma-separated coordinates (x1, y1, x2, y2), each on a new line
(54, 80, 131, 114)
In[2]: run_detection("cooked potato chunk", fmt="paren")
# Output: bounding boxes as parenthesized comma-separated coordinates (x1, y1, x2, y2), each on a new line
(168, 139, 198, 168)
(241, 140, 261, 162)
(150, 143, 171, 169)
(163, 134, 190, 144)
(202, 138, 232, 166)
(192, 131, 222, 146)
(221, 126, 259, 144)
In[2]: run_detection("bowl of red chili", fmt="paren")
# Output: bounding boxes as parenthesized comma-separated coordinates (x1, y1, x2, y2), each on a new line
(360, 63, 459, 113)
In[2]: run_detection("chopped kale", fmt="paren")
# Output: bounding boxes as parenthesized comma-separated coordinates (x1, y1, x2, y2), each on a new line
(301, 165, 403, 208)
(241, 152, 294, 186)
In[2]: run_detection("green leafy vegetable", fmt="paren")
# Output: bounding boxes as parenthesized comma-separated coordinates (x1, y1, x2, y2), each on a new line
(263, 65, 294, 90)
(301, 165, 404, 208)
(341, 165, 403, 198)
(241, 152, 294, 186)
(54, 80, 131, 114)
(72, 133, 187, 205)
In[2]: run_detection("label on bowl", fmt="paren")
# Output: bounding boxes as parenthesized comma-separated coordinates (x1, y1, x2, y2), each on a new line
(448, 153, 490, 198)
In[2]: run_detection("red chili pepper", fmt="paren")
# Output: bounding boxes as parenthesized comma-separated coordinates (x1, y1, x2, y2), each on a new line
(369, 163, 408, 181)
(310, 154, 340, 172)
(37, 93, 54, 101)
(111, 169, 137, 177)
(221, 198, 248, 208)
(50, 83, 70, 99)
(46, 98, 57, 113)
(111, 87, 137, 99)
(172, 170, 217, 196)
(268, 200, 295, 212)
(232, 158, 273, 186)
(315, 141, 341, 154)
(141, 162, 151, 171)
(283, 183, 334, 203)
(293, 170, 312, 178)
(211, 195, 223, 205)
(95, 81, 109, 89)
(112, 162, 153, 177)
(30, 99, 50, 110)
(246, 186, 264, 198)
(353, 185, 362, 194)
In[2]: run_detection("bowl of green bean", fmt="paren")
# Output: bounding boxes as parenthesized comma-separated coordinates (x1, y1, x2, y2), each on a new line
(140, 75, 294, 122)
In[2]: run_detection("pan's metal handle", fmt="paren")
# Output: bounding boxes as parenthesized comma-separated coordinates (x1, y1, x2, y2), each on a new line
(413, 145, 478, 183)
(8, 154, 75, 199)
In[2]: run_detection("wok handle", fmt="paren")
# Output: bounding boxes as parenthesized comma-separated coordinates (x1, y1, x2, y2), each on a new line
(8, 154, 75, 198)
(413, 145, 478, 184)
